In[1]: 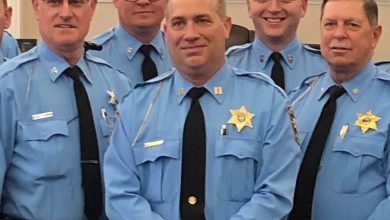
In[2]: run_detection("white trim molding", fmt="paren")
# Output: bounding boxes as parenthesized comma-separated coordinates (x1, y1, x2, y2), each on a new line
(7, 0, 21, 38)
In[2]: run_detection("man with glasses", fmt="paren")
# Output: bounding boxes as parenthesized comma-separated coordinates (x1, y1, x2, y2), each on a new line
(89, 0, 173, 85)
(0, 0, 131, 219)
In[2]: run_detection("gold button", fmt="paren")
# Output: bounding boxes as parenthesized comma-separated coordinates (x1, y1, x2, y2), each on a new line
(188, 196, 197, 205)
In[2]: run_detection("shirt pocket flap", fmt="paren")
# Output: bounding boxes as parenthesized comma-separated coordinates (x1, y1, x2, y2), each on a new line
(22, 120, 68, 141)
(333, 134, 385, 159)
(133, 139, 181, 165)
(215, 137, 261, 161)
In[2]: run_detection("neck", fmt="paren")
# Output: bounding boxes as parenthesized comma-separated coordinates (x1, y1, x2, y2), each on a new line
(122, 24, 161, 44)
(49, 43, 84, 66)
(257, 33, 296, 52)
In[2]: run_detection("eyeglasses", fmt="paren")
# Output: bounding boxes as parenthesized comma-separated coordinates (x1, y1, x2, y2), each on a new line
(123, 0, 161, 2)
(42, 0, 89, 8)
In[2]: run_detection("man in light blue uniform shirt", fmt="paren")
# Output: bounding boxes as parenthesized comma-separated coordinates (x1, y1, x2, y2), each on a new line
(375, 61, 390, 73)
(0, 0, 131, 219)
(226, 0, 327, 93)
(1, 31, 20, 59)
(104, 0, 300, 219)
(89, 0, 172, 85)
(289, 0, 390, 219)
(0, 0, 20, 63)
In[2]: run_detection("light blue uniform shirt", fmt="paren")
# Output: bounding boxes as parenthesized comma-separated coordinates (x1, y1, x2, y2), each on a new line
(290, 62, 390, 220)
(0, 51, 4, 64)
(104, 63, 301, 220)
(1, 31, 21, 60)
(226, 37, 327, 93)
(89, 25, 173, 85)
(375, 61, 390, 73)
(0, 42, 132, 220)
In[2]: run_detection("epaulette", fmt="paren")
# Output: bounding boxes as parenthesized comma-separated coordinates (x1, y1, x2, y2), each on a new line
(134, 69, 174, 89)
(377, 68, 390, 81)
(290, 73, 323, 107)
(3, 30, 14, 38)
(225, 43, 252, 56)
(375, 60, 390, 66)
(232, 67, 286, 97)
(84, 41, 102, 51)
(90, 27, 115, 45)
(85, 52, 115, 68)
(302, 44, 322, 54)
(0, 48, 38, 78)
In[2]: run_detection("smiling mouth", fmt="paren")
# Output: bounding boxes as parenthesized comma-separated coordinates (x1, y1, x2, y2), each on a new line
(264, 17, 285, 23)
(55, 24, 76, 28)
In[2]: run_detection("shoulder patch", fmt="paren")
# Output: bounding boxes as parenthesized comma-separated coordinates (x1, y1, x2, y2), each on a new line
(90, 27, 115, 45)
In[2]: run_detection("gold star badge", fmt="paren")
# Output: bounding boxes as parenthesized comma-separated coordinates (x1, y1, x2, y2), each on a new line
(354, 110, 380, 133)
(106, 90, 118, 106)
(227, 106, 255, 132)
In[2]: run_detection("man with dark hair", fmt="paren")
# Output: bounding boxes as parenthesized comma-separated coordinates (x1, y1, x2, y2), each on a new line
(289, 0, 389, 219)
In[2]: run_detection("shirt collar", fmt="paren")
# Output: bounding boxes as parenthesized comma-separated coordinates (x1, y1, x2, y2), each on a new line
(316, 62, 376, 102)
(115, 25, 167, 61)
(253, 37, 302, 69)
(173, 63, 232, 105)
(37, 42, 92, 84)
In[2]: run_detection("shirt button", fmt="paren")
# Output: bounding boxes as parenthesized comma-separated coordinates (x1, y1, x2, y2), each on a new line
(188, 196, 197, 205)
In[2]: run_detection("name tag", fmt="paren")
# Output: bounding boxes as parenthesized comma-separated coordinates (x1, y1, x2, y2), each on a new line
(32, 111, 54, 120)
(144, 140, 164, 148)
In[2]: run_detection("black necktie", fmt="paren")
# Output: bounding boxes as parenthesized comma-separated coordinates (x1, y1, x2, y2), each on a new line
(64, 66, 103, 220)
(289, 85, 346, 220)
(139, 44, 158, 81)
(270, 52, 285, 90)
(180, 87, 207, 220)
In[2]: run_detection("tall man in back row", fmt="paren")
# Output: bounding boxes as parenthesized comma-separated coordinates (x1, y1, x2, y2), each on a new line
(90, 0, 173, 85)
(0, 0, 131, 219)
(104, 0, 301, 219)
(227, 0, 327, 92)
(289, 0, 390, 219)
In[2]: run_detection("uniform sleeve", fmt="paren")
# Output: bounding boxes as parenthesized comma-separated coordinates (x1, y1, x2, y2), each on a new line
(230, 91, 301, 220)
(0, 82, 18, 202)
(366, 141, 390, 220)
(104, 113, 165, 220)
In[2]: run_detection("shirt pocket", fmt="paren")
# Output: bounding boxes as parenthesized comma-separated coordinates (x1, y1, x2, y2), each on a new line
(215, 136, 261, 202)
(133, 138, 181, 203)
(328, 134, 386, 194)
(21, 120, 70, 178)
